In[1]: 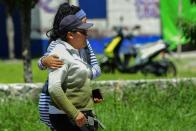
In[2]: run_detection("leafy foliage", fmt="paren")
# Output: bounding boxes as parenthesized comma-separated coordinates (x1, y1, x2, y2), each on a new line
(191, 0, 196, 4)
(178, 18, 196, 45)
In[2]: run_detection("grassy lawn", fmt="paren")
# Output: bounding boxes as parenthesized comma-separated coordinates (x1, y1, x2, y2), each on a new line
(0, 59, 47, 83)
(0, 56, 195, 130)
(0, 56, 195, 83)
(0, 82, 196, 130)
(0, 96, 49, 131)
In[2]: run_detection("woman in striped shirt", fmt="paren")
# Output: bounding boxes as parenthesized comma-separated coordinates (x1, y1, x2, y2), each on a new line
(38, 3, 101, 130)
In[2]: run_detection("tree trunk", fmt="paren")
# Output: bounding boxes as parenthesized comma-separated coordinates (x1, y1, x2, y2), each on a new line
(20, 0, 33, 83)
(6, 14, 15, 59)
(4, 0, 15, 59)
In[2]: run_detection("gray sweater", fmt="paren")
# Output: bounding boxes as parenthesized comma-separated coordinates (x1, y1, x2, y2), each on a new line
(48, 39, 93, 119)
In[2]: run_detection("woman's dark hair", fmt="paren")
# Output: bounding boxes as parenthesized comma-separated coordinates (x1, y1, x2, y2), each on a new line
(47, 3, 81, 43)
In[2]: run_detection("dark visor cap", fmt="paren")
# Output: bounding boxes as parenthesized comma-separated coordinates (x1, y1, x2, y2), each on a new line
(59, 15, 93, 32)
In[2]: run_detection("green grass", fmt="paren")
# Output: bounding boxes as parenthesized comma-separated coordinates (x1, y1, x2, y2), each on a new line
(0, 59, 47, 83)
(0, 56, 195, 83)
(0, 96, 49, 131)
(96, 81, 196, 131)
(0, 82, 196, 131)
(172, 57, 196, 77)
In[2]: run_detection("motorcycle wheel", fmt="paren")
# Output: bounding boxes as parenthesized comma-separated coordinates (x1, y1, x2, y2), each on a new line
(141, 63, 157, 76)
(141, 60, 177, 77)
(165, 60, 177, 77)
(100, 62, 114, 73)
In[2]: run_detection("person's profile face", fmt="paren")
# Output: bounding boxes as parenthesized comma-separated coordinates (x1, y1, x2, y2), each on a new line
(75, 30, 87, 49)
(69, 29, 87, 49)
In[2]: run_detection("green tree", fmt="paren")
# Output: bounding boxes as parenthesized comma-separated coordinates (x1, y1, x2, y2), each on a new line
(179, 0, 196, 45)
(160, 0, 196, 50)
(178, 18, 196, 45)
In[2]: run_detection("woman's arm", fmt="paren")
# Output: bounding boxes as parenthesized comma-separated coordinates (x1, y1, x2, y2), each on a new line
(86, 41, 101, 79)
(48, 66, 80, 119)
(37, 42, 64, 70)
(39, 55, 64, 69)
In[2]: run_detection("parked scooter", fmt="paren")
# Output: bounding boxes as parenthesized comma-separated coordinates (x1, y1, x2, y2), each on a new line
(100, 26, 177, 76)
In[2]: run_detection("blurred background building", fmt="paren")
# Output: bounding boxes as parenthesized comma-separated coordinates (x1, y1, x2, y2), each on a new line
(0, 0, 195, 58)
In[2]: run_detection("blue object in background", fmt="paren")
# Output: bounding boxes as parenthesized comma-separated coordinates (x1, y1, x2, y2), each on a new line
(130, 35, 161, 45)
(0, 4, 8, 58)
(31, 39, 48, 57)
(12, 9, 22, 58)
(79, 0, 107, 19)
(30, 35, 161, 57)
(88, 35, 161, 54)
(0, 6, 22, 59)
(88, 38, 112, 54)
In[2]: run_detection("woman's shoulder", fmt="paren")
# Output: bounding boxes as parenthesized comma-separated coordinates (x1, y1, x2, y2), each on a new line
(47, 40, 68, 57)
(48, 40, 67, 51)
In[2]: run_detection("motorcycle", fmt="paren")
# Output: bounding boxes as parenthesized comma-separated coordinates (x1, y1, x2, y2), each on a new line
(100, 26, 177, 76)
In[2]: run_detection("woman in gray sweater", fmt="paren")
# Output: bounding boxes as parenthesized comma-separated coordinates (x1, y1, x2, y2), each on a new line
(38, 3, 101, 131)
(47, 15, 98, 131)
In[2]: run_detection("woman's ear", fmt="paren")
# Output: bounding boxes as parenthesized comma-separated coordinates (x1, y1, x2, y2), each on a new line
(67, 32, 74, 40)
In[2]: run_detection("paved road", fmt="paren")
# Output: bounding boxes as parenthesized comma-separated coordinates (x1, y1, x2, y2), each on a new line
(171, 51, 196, 58)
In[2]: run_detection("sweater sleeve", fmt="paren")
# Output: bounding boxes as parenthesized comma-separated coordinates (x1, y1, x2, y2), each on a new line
(48, 67, 79, 119)
(86, 40, 101, 79)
